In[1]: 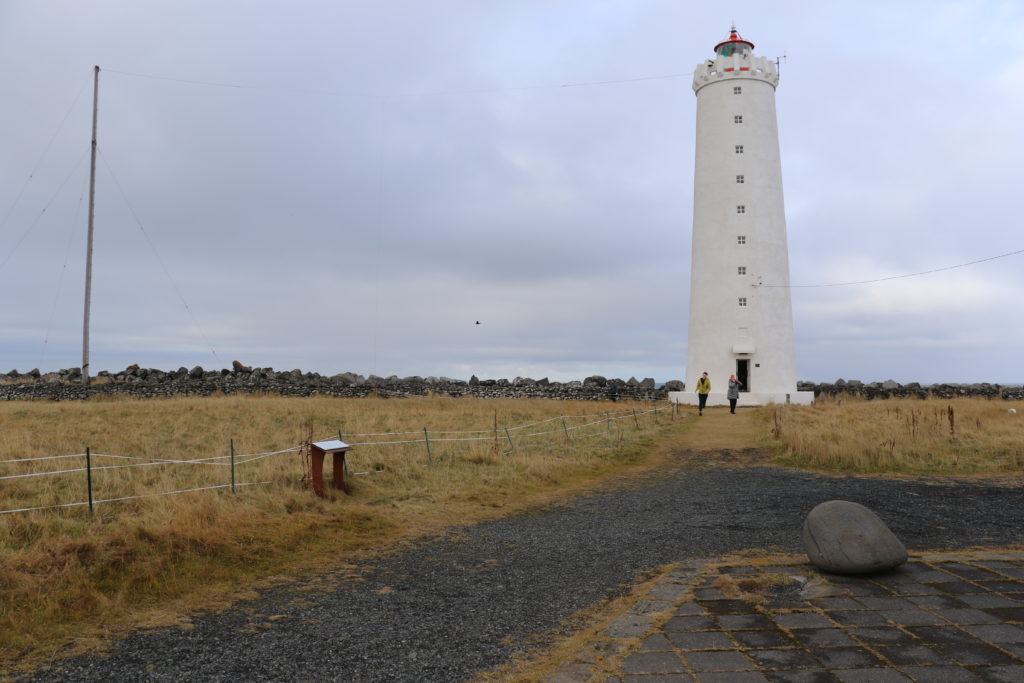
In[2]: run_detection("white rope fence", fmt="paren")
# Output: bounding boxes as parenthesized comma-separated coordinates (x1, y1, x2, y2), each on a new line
(1, 402, 676, 515)
(0, 482, 270, 516)
(332, 407, 657, 446)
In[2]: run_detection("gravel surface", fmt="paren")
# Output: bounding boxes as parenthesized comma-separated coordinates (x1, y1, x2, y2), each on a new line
(22, 455, 1024, 682)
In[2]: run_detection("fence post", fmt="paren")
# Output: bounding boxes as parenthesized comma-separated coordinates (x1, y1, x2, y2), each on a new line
(230, 439, 236, 494)
(606, 412, 612, 432)
(504, 427, 515, 453)
(562, 417, 570, 442)
(423, 427, 432, 463)
(633, 409, 641, 430)
(86, 446, 93, 513)
(339, 430, 349, 475)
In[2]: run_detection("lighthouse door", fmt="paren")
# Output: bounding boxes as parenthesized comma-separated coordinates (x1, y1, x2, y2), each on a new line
(736, 359, 750, 392)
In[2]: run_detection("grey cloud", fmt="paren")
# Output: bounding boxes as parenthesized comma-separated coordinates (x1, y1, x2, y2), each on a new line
(2, 1, 1022, 384)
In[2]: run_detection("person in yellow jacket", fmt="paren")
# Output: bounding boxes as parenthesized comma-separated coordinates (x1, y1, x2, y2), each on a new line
(696, 371, 711, 415)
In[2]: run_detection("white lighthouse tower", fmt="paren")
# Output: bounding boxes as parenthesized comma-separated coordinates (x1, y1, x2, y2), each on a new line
(671, 27, 813, 407)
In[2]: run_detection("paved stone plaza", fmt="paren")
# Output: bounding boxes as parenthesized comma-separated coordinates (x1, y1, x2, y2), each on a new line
(548, 552, 1024, 682)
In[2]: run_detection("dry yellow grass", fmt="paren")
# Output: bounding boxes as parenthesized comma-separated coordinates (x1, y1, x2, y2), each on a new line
(756, 396, 1024, 475)
(0, 393, 683, 665)
(8, 393, 1016, 670)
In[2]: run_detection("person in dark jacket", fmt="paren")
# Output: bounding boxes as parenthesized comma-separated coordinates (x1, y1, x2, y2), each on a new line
(727, 374, 742, 413)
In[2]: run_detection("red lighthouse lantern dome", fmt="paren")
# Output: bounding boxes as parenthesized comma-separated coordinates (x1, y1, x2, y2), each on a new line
(713, 25, 755, 58)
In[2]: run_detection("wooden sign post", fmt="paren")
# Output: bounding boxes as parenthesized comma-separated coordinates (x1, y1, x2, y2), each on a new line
(308, 439, 352, 497)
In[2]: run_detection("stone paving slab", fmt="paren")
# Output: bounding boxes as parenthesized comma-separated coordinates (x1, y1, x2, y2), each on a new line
(545, 552, 1024, 682)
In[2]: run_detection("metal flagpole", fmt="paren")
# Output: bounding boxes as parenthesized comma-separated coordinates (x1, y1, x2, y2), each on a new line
(82, 65, 99, 385)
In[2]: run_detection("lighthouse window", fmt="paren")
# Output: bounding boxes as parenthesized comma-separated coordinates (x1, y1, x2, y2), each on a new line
(737, 235, 746, 244)
(734, 115, 743, 123)
(736, 175, 745, 183)
(733, 86, 742, 94)
(738, 266, 746, 275)
(736, 205, 745, 213)
(735, 145, 744, 154)
(738, 297, 748, 307)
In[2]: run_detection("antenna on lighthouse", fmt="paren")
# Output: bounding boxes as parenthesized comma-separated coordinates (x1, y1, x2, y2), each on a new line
(776, 52, 787, 74)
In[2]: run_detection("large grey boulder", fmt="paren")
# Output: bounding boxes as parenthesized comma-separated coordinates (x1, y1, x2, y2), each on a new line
(802, 500, 907, 575)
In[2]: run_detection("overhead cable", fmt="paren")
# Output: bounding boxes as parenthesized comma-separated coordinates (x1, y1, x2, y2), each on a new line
(103, 67, 685, 98)
(98, 150, 221, 364)
(763, 248, 1024, 288)
(0, 74, 89, 238)
(0, 148, 89, 270)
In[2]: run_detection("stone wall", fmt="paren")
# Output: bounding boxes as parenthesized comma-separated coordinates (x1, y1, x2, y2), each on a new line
(800, 379, 1024, 401)
(0, 365, 675, 402)
(1, 366, 1021, 402)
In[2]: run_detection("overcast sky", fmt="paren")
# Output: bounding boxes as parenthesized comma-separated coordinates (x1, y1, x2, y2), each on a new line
(1, 0, 1021, 384)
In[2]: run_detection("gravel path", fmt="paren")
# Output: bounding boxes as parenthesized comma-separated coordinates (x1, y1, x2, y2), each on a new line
(23, 454, 1023, 682)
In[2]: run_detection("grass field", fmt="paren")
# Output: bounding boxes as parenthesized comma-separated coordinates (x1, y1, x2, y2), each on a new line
(3, 392, 1021, 669)
(758, 396, 1024, 475)
(0, 393, 683, 665)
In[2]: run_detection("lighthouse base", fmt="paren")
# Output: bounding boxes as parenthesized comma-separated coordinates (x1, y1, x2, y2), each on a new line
(668, 391, 814, 407)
